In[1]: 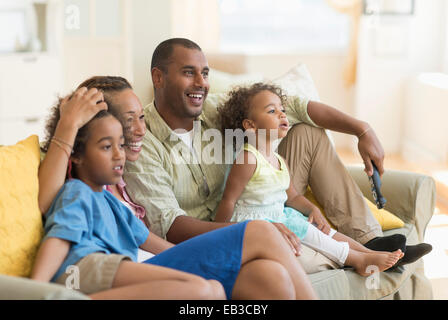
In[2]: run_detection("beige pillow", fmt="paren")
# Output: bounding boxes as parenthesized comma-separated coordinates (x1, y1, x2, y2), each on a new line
(272, 63, 320, 101)
(208, 68, 264, 94)
(271, 63, 335, 146)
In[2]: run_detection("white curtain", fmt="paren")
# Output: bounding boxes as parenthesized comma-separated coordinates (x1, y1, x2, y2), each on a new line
(326, 0, 362, 87)
(170, 0, 221, 53)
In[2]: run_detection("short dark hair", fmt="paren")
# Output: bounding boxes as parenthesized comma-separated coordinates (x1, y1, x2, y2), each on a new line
(151, 38, 202, 73)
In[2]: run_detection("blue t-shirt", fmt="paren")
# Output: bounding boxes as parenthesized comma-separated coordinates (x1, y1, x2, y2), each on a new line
(44, 179, 150, 282)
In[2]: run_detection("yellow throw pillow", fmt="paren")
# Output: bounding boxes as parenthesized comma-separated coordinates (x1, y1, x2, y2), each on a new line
(0, 135, 43, 277)
(304, 187, 404, 231)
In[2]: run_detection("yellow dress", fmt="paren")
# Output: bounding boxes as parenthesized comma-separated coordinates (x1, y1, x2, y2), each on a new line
(231, 143, 310, 239)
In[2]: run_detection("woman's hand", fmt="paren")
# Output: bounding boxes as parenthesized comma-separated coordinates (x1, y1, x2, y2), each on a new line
(59, 87, 108, 130)
(357, 127, 385, 177)
(308, 208, 331, 235)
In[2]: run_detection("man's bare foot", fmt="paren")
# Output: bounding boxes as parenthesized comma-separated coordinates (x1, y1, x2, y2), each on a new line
(347, 249, 403, 277)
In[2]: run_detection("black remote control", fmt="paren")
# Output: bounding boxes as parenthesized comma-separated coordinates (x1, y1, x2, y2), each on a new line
(368, 162, 386, 209)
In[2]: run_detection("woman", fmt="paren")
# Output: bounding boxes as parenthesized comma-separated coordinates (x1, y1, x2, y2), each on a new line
(37, 76, 317, 300)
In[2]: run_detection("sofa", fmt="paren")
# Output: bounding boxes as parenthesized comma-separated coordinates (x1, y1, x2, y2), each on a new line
(0, 162, 436, 300)
(0, 65, 436, 300)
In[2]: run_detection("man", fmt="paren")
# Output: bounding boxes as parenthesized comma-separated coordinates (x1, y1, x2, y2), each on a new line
(124, 38, 429, 271)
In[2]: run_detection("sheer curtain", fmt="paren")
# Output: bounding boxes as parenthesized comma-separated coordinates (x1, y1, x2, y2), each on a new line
(326, 0, 362, 87)
(170, 0, 221, 53)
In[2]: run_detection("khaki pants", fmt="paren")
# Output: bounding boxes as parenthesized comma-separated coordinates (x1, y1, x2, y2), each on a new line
(55, 253, 130, 295)
(278, 124, 383, 273)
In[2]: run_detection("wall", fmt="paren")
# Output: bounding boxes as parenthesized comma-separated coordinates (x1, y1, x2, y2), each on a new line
(234, 52, 355, 149)
(444, 2, 448, 74)
(354, 0, 446, 154)
(62, 0, 133, 94)
(131, 0, 172, 106)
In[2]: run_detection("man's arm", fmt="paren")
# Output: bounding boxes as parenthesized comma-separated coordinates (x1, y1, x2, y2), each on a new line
(124, 134, 230, 242)
(307, 100, 385, 177)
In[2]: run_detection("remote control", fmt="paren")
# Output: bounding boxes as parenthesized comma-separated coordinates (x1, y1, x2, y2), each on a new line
(368, 162, 386, 209)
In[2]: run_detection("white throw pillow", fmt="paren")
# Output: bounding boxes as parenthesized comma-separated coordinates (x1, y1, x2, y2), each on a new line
(272, 63, 320, 102)
(271, 63, 335, 146)
(208, 68, 264, 94)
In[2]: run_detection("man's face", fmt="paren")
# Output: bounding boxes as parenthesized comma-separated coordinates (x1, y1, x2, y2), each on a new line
(158, 46, 210, 122)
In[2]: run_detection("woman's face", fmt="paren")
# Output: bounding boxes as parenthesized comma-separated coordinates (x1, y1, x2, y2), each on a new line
(112, 89, 146, 162)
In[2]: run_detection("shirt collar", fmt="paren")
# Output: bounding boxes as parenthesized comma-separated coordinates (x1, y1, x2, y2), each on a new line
(145, 101, 205, 143)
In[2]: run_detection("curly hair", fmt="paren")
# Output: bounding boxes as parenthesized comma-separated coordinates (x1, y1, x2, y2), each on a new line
(41, 76, 133, 156)
(218, 82, 287, 149)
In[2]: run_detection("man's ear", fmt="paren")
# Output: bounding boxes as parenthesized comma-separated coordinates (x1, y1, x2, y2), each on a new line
(242, 119, 256, 131)
(151, 67, 164, 89)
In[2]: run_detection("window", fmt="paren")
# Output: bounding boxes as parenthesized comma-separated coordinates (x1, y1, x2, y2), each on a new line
(218, 0, 349, 54)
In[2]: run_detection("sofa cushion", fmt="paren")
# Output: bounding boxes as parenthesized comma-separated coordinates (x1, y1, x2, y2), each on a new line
(308, 269, 350, 299)
(309, 222, 424, 300)
(0, 135, 43, 277)
(304, 187, 405, 231)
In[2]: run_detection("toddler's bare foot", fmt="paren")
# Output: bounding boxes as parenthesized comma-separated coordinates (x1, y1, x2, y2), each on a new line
(350, 249, 402, 277)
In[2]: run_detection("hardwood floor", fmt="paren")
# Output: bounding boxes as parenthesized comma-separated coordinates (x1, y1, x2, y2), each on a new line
(336, 148, 448, 299)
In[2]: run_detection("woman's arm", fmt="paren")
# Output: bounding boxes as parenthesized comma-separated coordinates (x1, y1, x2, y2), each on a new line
(30, 237, 70, 282)
(38, 88, 107, 214)
(214, 151, 256, 222)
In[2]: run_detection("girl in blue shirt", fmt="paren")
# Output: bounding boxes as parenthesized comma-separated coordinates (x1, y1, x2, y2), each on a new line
(31, 76, 317, 300)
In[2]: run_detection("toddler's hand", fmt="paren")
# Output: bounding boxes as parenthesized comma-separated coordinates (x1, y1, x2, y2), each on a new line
(308, 209, 331, 235)
(270, 222, 302, 256)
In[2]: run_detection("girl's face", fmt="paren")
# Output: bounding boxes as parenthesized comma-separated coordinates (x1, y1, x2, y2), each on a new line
(73, 115, 126, 192)
(244, 90, 289, 140)
(112, 89, 146, 162)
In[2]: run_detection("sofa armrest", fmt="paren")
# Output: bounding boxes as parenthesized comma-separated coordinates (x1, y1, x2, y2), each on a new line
(0, 275, 90, 300)
(346, 165, 436, 242)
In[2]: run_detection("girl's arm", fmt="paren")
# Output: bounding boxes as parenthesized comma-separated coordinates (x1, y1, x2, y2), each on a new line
(30, 237, 71, 282)
(139, 232, 175, 255)
(214, 151, 256, 222)
(38, 88, 107, 214)
(284, 164, 332, 235)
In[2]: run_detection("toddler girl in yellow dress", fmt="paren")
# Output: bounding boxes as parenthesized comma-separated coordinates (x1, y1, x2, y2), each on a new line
(215, 83, 403, 276)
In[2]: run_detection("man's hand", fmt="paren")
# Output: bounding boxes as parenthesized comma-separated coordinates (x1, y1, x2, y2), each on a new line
(270, 222, 302, 256)
(308, 208, 331, 235)
(357, 126, 385, 177)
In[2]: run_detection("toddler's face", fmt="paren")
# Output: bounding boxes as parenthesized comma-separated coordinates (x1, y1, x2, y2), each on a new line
(246, 90, 289, 140)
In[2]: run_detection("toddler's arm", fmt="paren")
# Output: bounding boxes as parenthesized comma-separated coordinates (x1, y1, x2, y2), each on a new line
(214, 151, 256, 222)
(285, 165, 332, 235)
(30, 237, 70, 282)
